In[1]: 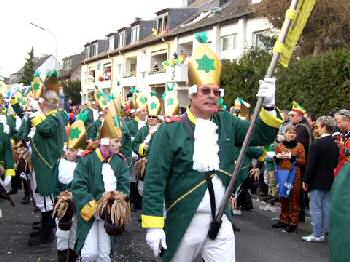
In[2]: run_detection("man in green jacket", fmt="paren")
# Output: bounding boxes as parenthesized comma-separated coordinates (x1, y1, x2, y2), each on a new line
(142, 33, 283, 262)
(28, 71, 66, 246)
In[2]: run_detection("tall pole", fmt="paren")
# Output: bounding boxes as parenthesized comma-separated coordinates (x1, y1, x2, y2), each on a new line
(29, 22, 58, 68)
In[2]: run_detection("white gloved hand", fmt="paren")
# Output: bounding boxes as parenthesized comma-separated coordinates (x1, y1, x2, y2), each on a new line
(28, 128, 36, 138)
(266, 151, 276, 158)
(3, 124, 10, 135)
(146, 228, 167, 257)
(0, 115, 6, 124)
(257, 77, 276, 107)
(1, 175, 11, 188)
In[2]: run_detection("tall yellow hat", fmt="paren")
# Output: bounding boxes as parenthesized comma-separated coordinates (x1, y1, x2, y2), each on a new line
(163, 83, 179, 116)
(99, 101, 122, 140)
(147, 92, 161, 116)
(188, 32, 221, 87)
(43, 70, 60, 97)
(67, 120, 87, 150)
(31, 71, 43, 99)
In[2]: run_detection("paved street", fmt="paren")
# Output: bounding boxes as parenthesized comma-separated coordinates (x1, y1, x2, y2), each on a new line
(0, 193, 328, 262)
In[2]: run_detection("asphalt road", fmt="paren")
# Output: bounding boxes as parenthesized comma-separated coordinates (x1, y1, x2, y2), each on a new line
(0, 193, 329, 262)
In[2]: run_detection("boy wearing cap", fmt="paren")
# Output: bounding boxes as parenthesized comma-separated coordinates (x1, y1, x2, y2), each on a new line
(71, 113, 130, 262)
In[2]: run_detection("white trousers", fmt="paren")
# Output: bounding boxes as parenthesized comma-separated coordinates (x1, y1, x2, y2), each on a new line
(56, 216, 77, 251)
(81, 219, 111, 262)
(171, 213, 235, 262)
(31, 171, 54, 212)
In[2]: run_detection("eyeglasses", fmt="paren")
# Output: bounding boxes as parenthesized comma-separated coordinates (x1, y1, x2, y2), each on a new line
(148, 115, 158, 119)
(199, 88, 220, 97)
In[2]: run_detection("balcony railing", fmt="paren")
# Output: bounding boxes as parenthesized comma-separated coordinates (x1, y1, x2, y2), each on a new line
(149, 67, 166, 75)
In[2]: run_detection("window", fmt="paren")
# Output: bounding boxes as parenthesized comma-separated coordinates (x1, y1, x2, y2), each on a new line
(88, 69, 95, 82)
(157, 18, 163, 33)
(109, 36, 114, 51)
(221, 34, 237, 51)
(131, 26, 139, 44)
(254, 31, 268, 50)
(130, 63, 136, 76)
(103, 64, 112, 80)
(119, 31, 126, 48)
(157, 15, 168, 34)
(85, 46, 90, 58)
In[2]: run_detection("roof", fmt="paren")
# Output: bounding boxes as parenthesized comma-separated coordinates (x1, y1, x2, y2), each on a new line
(82, 0, 253, 64)
(170, 0, 252, 36)
(16, 55, 51, 74)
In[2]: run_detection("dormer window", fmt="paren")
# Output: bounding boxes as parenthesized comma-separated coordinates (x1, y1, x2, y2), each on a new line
(119, 31, 126, 48)
(108, 36, 114, 51)
(85, 46, 90, 58)
(157, 15, 168, 34)
(131, 26, 139, 44)
(91, 42, 98, 57)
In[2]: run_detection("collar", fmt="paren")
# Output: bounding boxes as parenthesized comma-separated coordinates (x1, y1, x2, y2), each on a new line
(96, 148, 106, 162)
(46, 109, 57, 116)
(186, 107, 197, 124)
(320, 134, 331, 138)
(135, 116, 139, 123)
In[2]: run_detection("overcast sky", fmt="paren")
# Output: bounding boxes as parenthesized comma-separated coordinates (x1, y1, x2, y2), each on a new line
(0, 0, 186, 76)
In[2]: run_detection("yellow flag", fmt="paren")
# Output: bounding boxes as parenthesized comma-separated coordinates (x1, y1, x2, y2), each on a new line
(273, 0, 316, 67)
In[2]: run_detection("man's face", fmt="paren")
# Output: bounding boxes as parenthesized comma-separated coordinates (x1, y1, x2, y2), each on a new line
(137, 108, 148, 121)
(109, 138, 122, 155)
(307, 117, 315, 128)
(147, 116, 159, 126)
(289, 112, 302, 124)
(65, 148, 78, 162)
(191, 84, 220, 115)
(335, 115, 350, 132)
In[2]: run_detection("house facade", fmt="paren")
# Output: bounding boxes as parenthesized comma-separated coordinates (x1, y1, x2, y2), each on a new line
(80, 0, 271, 107)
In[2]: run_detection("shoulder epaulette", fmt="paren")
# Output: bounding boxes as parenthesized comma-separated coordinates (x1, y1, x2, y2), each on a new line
(164, 116, 181, 123)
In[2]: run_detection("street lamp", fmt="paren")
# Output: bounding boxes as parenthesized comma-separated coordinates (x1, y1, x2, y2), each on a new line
(29, 22, 58, 68)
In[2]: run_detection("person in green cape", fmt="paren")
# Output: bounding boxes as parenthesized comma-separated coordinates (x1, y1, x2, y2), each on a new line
(71, 107, 130, 262)
(28, 70, 66, 246)
(142, 32, 283, 262)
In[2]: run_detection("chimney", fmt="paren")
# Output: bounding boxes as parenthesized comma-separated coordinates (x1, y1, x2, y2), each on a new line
(135, 17, 141, 22)
(180, 0, 195, 7)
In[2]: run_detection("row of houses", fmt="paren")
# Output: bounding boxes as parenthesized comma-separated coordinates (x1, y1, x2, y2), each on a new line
(81, 0, 272, 107)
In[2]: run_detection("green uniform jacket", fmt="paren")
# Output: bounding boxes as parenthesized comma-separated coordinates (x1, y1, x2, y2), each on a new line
(0, 124, 15, 174)
(142, 110, 281, 261)
(126, 119, 138, 138)
(31, 111, 65, 196)
(330, 162, 350, 262)
(86, 118, 102, 141)
(58, 109, 68, 143)
(132, 125, 150, 157)
(119, 120, 132, 165)
(71, 149, 130, 253)
(12, 103, 24, 119)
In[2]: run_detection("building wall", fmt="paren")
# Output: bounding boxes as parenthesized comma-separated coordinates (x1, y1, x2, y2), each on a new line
(81, 16, 272, 105)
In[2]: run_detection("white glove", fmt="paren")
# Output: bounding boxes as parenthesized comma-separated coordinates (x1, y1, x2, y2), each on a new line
(266, 151, 276, 158)
(257, 77, 276, 107)
(1, 175, 11, 188)
(0, 115, 6, 124)
(146, 228, 167, 257)
(3, 124, 10, 135)
(28, 128, 36, 138)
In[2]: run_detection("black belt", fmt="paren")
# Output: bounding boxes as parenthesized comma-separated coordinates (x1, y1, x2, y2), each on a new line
(204, 172, 216, 220)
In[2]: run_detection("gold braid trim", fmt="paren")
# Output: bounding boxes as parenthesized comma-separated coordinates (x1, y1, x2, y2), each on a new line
(31, 139, 53, 169)
(166, 165, 250, 213)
